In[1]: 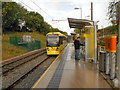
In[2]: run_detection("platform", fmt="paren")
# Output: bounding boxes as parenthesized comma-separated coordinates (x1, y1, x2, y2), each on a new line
(32, 43, 111, 88)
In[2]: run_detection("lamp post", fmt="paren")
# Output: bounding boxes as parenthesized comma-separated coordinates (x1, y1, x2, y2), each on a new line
(74, 7, 82, 19)
(91, 2, 93, 20)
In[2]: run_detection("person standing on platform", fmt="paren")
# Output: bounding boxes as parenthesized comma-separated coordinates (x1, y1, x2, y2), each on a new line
(74, 37, 84, 60)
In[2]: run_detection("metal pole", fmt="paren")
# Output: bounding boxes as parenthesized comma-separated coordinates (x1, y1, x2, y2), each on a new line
(0, 1, 2, 90)
(91, 2, 93, 20)
(91, 2, 97, 63)
(94, 21, 97, 63)
(118, 1, 120, 88)
(80, 8, 82, 19)
(105, 52, 110, 74)
(110, 52, 116, 80)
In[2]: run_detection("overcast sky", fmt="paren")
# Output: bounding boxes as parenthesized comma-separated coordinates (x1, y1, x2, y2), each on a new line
(13, 0, 113, 35)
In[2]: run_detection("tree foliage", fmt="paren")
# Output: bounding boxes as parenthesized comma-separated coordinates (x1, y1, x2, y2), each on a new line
(25, 11, 44, 32)
(49, 28, 68, 36)
(101, 1, 119, 36)
(108, 1, 118, 25)
(2, 2, 68, 36)
(74, 29, 82, 35)
(98, 25, 118, 37)
(2, 2, 27, 32)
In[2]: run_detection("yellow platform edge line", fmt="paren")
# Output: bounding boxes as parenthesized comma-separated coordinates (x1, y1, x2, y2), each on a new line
(32, 49, 64, 89)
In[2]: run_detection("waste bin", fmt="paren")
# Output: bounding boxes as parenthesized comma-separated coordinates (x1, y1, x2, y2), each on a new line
(99, 51, 106, 72)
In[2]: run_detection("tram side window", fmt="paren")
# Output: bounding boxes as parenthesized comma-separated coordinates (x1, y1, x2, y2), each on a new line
(59, 36, 63, 45)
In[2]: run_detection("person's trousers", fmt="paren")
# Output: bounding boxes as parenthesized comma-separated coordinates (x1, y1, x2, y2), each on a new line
(75, 49, 80, 59)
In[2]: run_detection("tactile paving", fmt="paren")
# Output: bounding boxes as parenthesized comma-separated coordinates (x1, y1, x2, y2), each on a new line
(47, 46, 69, 88)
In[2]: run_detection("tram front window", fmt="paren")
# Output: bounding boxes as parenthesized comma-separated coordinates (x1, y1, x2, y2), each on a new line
(47, 35, 59, 47)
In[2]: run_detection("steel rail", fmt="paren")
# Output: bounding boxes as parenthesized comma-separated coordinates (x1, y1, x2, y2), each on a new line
(4, 56, 50, 90)
(2, 51, 45, 75)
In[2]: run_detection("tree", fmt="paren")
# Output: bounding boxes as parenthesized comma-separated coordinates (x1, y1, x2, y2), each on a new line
(2, 2, 27, 32)
(39, 22, 51, 35)
(108, 1, 118, 25)
(59, 31, 68, 36)
(49, 28, 68, 36)
(74, 29, 81, 35)
(107, 1, 119, 34)
(2, 2, 67, 36)
(25, 11, 44, 32)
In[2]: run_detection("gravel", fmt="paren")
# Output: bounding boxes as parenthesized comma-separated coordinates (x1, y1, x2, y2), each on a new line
(2, 52, 44, 73)
(2, 54, 51, 88)
(14, 56, 56, 88)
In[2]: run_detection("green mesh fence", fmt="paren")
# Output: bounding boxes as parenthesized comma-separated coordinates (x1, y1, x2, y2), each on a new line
(10, 36, 41, 51)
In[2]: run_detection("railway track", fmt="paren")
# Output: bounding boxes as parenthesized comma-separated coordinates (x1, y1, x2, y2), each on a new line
(5, 56, 50, 89)
(1, 50, 45, 75)
(1, 49, 57, 89)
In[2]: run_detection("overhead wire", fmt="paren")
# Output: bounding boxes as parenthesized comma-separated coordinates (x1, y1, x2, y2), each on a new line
(29, 0, 53, 20)
(29, 0, 64, 30)
(19, 0, 34, 11)
(19, 0, 64, 31)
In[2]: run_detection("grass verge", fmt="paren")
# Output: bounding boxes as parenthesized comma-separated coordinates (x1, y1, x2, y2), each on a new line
(2, 32, 46, 60)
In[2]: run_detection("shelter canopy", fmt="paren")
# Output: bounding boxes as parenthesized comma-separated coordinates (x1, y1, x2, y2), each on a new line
(68, 18, 94, 29)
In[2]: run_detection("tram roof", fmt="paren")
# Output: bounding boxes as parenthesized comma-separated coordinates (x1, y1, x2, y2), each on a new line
(68, 18, 94, 29)
(46, 32, 67, 37)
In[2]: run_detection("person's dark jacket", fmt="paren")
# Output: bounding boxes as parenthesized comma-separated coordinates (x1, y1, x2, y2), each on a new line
(74, 39, 84, 49)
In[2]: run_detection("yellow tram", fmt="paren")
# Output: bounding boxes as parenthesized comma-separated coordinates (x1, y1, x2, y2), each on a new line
(46, 32, 67, 55)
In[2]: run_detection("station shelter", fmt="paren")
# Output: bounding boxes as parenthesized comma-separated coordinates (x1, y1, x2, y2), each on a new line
(68, 18, 98, 62)
(32, 18, 111, 89)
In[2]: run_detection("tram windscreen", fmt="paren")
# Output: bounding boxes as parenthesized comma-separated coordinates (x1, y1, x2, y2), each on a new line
(47, 34, 59, 47)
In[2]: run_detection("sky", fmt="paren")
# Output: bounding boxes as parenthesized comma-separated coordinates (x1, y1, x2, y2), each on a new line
(13, 0, 113, 35)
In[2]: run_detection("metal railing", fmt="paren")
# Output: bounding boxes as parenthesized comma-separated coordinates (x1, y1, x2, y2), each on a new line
(10, 36, 41, 51)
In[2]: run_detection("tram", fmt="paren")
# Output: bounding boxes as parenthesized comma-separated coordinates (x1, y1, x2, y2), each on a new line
(46, 32, 67, 55)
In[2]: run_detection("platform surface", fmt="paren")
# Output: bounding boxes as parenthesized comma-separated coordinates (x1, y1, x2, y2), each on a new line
(33, 43, 111, 88)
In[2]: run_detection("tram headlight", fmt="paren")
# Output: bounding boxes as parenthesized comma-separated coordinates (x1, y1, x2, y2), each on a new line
(56, 47, 59, 51)
(47, 48, 49, 51)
